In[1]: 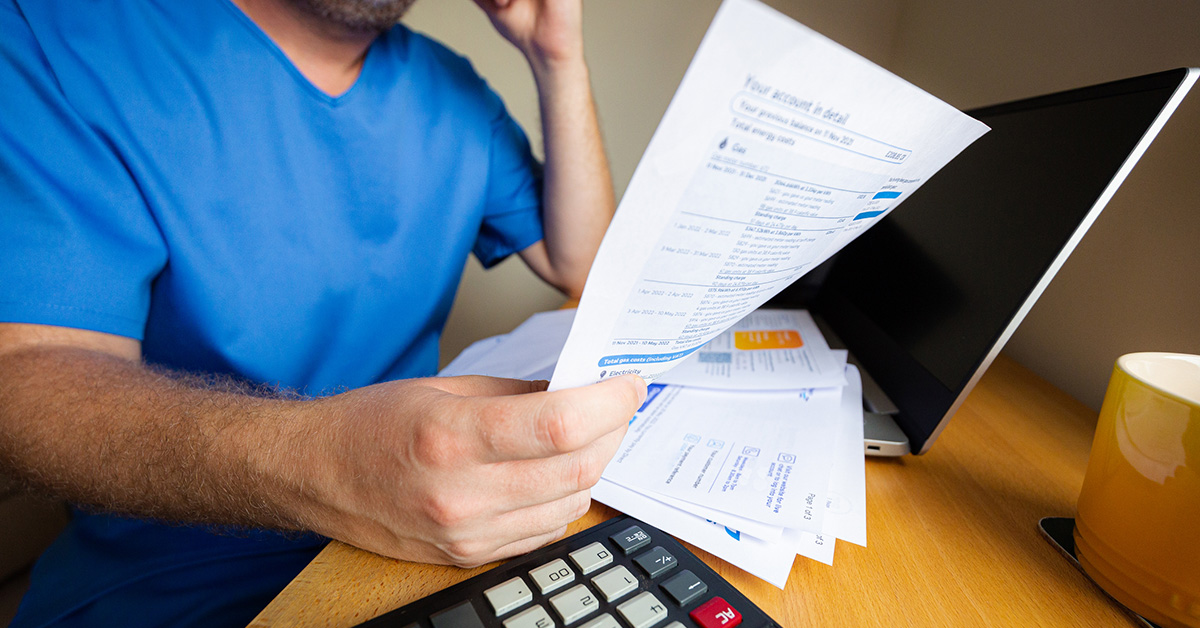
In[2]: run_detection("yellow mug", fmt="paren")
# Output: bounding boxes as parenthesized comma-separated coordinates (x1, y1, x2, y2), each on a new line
(1075, 352, 1200, 628)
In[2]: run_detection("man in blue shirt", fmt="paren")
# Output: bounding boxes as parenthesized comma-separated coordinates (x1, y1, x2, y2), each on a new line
(0, 0, 647, 625)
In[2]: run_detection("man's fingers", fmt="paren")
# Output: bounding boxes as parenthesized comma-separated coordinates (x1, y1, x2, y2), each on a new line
(465, 526, 567, 569)
(493, 489, 591, 542)
(473, 374, 646, 462)
(480, 424, 628, 511)
(438, 490, 591, 567)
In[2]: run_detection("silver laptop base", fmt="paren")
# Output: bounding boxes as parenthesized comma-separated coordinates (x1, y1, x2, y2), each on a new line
(864, 411, 910, 456)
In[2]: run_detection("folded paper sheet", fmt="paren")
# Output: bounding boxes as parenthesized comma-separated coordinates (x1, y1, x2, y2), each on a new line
(549, 0, 987, 391)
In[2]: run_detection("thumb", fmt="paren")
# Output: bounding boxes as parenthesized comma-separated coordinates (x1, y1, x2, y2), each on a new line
(474, 374, 648, 461)
(540, 374, 648, 435)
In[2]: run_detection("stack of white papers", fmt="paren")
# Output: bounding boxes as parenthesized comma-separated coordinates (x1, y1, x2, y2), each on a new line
(599, 309, 865, 583)
(441, 309, 865, 588)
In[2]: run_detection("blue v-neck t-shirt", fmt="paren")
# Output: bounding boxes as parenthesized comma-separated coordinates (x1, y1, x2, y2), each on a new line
(0, 0, 545, 625)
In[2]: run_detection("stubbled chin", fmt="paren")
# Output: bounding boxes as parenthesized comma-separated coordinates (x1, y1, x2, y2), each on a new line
(289, 0, 419, 33)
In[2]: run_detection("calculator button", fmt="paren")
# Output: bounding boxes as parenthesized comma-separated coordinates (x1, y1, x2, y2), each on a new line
(609, 525, 651, 555)
(549, 584, 601, 625)
(568, 542, 613, 575)
(430, 600, 486, 628)
(504, 604, 556, 628)
(590, 565, 638, 602)
(579, 614, 621, 628)
(616, 591, 670, 628)
(484, 577, 533, 616)
(530, 558, 576, 594)
(633, 546, 677, 578)
(663, 624, 685, 628)
(660, 569, 707, 606)
(689, 597, 743, 628)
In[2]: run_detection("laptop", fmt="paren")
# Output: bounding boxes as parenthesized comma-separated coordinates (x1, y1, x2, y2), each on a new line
(770, 68, 1198, 456)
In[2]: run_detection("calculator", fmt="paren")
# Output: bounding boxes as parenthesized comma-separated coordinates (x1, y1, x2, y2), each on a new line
(354, 515, 780, 628)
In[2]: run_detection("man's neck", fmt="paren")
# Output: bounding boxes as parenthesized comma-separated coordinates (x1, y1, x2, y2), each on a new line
(233, 0, 380, 97)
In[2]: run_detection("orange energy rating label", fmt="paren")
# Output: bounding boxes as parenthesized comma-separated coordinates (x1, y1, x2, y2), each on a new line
(656, 309, 847, 391)
(734, 329, 804, 351)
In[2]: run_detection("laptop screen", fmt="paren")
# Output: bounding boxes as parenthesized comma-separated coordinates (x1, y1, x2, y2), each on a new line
(788, 68, 1195, 454)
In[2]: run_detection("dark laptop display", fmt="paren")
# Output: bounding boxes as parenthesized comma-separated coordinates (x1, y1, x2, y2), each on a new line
(777, 68, 1196, 454)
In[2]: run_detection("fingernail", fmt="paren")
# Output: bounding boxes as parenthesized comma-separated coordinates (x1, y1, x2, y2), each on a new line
(633, 375, 648, 404)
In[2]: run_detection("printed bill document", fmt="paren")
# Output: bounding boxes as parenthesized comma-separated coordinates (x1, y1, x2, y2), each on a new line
(549, 0, 988, 391)
(602, 383, 841, 532)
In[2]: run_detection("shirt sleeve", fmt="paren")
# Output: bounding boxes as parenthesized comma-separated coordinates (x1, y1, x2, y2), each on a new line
(0, 2, 166, 339)
(471, 87, 545, 269)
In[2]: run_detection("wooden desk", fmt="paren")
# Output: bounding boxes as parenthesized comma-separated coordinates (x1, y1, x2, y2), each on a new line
(250, 354, 1136, 627)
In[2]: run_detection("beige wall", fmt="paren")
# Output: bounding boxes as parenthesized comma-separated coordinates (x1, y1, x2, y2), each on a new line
(411, 0, 1199, 411)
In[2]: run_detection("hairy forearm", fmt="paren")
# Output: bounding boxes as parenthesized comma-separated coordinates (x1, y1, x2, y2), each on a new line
(0, 346, 322, 530)
(531, 56, 615, 296)
(0, 321, 646, 565)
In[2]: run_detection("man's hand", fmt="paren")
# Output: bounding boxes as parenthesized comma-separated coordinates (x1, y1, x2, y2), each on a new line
(472, 0, 583, 67)
(0, 323, 646, 568)
(297, 373, 646, 566)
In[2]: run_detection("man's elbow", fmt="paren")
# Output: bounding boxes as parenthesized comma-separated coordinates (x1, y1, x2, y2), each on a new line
(518, 242, 590, 299)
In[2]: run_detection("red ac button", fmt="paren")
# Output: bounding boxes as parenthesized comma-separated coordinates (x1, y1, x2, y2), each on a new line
(689, 596, 743, 628)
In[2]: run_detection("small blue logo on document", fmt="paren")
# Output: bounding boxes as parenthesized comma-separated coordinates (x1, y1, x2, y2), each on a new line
(706, 519, 741, 541)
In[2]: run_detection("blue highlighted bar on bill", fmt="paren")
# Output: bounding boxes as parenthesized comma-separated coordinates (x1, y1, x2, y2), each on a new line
(599, 345, 703, 367)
